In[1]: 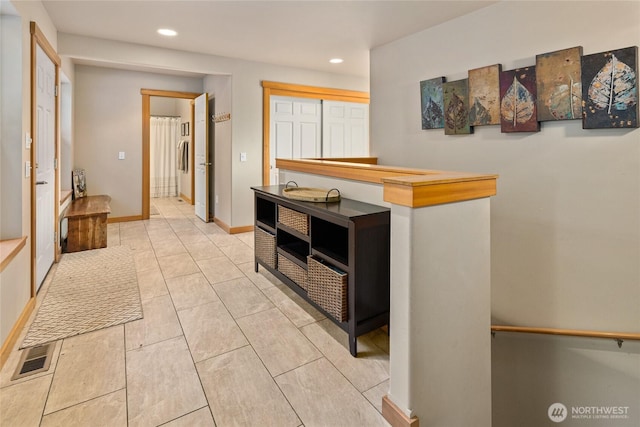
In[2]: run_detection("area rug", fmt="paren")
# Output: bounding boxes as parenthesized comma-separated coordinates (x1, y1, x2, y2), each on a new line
(21, 245, 143, 349)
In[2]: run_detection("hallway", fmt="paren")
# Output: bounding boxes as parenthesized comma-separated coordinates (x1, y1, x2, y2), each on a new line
(0, 197, 390, 426)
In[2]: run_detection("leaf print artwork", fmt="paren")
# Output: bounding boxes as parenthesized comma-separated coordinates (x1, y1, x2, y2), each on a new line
(423, 98, 444, 130)
(548, 79, 582, 120)
(446, 92, 468, 132)
(582, 46, 638, 129)
(536, 46, 583, 121)
(468, 64, 501, 126)
(469, 98, 492, 125)
(588, 54, 637, 114)
(420, 77, 445, 129)
(501, 76, 535, 125)
(499, 67, 539, 133)
(443, 79, 472, 135)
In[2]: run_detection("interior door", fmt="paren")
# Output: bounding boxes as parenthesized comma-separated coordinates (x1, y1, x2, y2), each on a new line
(322, 101, 369, 157)
(194, 93, 209, 222)
(269, 97, 321, 184)
(35, 44, 56, 290)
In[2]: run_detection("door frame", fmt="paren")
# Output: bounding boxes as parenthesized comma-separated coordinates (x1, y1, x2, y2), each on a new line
(141, 89, 199, 219)
(30, 22, 60, 297)
(261, 81, 369, 185)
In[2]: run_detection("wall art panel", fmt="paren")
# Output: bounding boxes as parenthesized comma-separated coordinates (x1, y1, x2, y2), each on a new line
(443, 79, 472, 135)
(536, 46, 583, 121)
(420, 77, 446, 129)
(500, 67, 540, 133)
(582, 46, 638, 129)
(468, 64, 501, 126)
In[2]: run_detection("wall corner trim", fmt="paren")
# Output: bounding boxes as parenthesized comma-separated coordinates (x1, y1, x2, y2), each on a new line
(382, 395, 420, 427)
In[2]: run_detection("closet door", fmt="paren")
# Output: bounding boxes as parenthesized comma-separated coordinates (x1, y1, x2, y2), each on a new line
(269, 97, 321, 184)
(322, 101, 369, 158)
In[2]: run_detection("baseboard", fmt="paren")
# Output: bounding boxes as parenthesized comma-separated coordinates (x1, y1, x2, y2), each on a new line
(179, 193, 192, 204)
(0, 297, 36, 370)
(108, 215, 143, 223)
(213, 217, 254, 235)
(382, 395, 419, 427)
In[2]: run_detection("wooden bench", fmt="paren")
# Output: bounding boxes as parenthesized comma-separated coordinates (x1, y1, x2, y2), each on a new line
(64, 195, 111, 252)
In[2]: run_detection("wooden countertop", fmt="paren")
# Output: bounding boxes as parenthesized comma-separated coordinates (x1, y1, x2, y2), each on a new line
(64, 195, 112, 218)
(275, 158, 498, 208)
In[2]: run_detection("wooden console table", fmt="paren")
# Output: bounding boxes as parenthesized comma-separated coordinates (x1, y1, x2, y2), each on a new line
(64, 195, 111, 252)
(252, 185, 390, 356)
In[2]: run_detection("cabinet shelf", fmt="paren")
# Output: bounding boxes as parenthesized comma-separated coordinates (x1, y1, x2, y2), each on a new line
(256, 220, 276, 234)
(311, 248, 348, 271)
(277, 244, 308, 266)
(253, 185, 390, 357)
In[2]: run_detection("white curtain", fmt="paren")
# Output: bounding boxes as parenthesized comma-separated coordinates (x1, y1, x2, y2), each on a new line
(150, 117, 180, 198)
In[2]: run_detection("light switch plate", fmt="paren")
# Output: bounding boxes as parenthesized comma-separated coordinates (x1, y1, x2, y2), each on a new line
(25, 133, 32, 150)
(118, 151, 125, 160)
(25, 161, 31, 177)
(240, 152, 247, 162)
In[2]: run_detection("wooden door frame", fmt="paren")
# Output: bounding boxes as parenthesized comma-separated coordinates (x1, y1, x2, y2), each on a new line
(30, 22, 61, 297)
(141, 89, 200, 219)
(261, 81, 369, 185)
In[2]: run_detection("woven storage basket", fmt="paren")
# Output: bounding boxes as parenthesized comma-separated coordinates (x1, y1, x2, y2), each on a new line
(255, 227, 276, 269)
(278, 206, 309, 235)
(307, 256, 348, 322)
(277, 254, 308, 290)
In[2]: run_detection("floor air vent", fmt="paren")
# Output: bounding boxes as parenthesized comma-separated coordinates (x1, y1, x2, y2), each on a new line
(12, 344, 54, 380)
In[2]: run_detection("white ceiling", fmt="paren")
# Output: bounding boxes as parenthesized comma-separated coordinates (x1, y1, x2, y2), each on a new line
(41, 0, 496, 78)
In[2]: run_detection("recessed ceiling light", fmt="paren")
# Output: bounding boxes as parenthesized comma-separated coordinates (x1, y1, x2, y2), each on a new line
(329, 58, 344, 64)
(157, 28, 177, 37)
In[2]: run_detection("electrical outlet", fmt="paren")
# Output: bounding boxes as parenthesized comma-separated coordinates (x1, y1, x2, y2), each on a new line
(240, 152, 247, 162)
(215, 195, 219, 204)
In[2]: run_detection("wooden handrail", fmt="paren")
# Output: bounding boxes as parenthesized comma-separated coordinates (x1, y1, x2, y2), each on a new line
(491, 325, 640, 346)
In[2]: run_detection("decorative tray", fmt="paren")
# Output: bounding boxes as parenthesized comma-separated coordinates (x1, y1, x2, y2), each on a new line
(282, 183, 341, 203)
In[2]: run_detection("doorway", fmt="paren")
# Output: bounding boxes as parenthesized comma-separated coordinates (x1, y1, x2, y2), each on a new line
(141, 89, 200, 220)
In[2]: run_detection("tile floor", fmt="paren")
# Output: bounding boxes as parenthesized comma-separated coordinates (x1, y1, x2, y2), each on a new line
(0, 197, 390, 427)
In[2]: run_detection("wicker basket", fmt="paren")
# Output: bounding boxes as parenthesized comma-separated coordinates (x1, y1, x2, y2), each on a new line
(278, 206, 309, 235)
(277, 254, 308, 290)
(255, 227, 276, 269)
(307, 256, 348, 322)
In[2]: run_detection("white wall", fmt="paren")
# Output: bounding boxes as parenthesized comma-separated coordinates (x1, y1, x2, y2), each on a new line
(1, 0, 58, 354)
(58, 34, 368, 228)
(74, 65, 203, 218)
(370, 1, 640, 425)
(1, 13, 23, 238)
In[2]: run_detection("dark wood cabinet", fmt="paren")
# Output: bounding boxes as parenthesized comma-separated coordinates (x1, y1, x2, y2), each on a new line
(252, 185, 390, 356)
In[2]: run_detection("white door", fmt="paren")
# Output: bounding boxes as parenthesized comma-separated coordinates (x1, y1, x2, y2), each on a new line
(194, 93, 209, 222)
(35, 44, 56, 291)
(269, 97, 321, 184)
(322, 101, 369, 158)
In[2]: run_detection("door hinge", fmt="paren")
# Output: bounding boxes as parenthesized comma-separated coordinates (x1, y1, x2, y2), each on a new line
(54, 231, 57, 243)
(55, 85, 58, 97)
(54, 158, 58, 169)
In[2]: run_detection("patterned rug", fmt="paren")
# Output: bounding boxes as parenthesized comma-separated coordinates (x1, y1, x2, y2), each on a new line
(21, 246, 143, 349)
